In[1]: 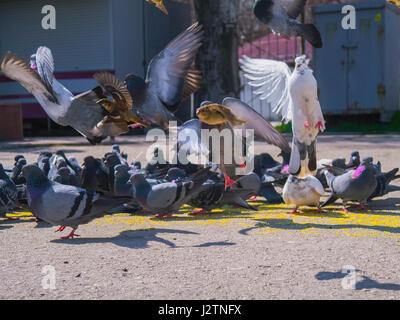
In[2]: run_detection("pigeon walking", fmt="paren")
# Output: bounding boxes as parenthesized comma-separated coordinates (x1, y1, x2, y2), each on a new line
(22, 165, 131, 239)
(322, 161, 377, 211)
(253, 0, 323, 48)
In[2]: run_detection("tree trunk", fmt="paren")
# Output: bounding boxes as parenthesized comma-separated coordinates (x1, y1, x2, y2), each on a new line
(193, 0, 240, 108)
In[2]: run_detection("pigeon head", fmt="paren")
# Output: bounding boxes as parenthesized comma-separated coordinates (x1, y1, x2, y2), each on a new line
(16, 158, 27, 168)
(129, 174, 150, 192)
(104, 153, 121, 168)
(112, 144, 121, 153)
(166, 168, 185, 182)
(30, 54, 37, 70)
(114, 164, 129, 178)
(295, 55, 311, 72)
(22, 164, 48, 186)
(55, 157, 67, 169)
(132, 160, 141, 169)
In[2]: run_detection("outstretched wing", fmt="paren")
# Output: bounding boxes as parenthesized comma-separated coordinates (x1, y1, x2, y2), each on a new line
(279, 0, 307, 18)
(222, 97, 291, 153)
(146, 22, 203, 110)
(177, 119, 210, 158)
(93, 72, 133, 109)
(240, 55, 292, 122)
(36, 46, 55, 91)
(0, 51, 57, 103)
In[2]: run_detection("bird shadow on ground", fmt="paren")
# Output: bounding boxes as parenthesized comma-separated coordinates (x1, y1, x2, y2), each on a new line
(315, 270, 400, 291)
(0, 225, 13, 230)
(50, 228, 198, 249)
(239, 217, 400, 236)
(192, 241, 236, 248)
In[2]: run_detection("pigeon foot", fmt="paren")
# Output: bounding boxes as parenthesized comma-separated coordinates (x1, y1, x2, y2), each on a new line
(152, 212, 174, 219)
(55, 226, 66, 232)
(288, 208, 298, 214)
(315, 121, 324, 131)
(317, 207, 327, 213)
(224, 174, 237, 190)
(304, 121, 311, 129)
(61, 229, 80, 239)
(189, 209, 209, 215)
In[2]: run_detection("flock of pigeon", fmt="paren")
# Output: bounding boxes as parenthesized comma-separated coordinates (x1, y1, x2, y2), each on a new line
(0, 0, 399, 240)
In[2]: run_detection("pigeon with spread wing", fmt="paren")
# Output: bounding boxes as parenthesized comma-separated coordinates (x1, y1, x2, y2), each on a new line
(179, 97, 291, 189)
(124, 22, 203, 130)
(1, 47, 126, 144)
(241, 55, 325, 178)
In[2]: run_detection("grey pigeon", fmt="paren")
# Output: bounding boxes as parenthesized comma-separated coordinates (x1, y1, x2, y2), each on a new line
(130, 167, 211, 218)
(0, 164, 18, 219)
(253, 0, 323, 48)
(52, 166, 80, 187)
(322, 161, 377, 211)
(1, 47, 129, 145)
(11, 157, 27, 185)
(80, 156, 110, 194)
(124, 23, 203, 130)
(22, 164, 131, 239)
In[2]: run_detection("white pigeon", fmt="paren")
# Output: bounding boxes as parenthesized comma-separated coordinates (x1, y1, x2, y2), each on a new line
(282, 174, 325, 214)
(1, 47, 128, 144)
(240, 55, 325, 177)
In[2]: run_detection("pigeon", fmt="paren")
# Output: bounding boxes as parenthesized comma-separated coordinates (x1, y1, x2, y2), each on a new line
(51, 165, 80, 187)
(147, 0, 168, 14)
(253, 0, 323, 48)
(189, 97, 291, 189)
(80, 156, 110, 194)
(0, 164, 18, 219)
(114, 164, 135, 197)
(369, 168, 400, 200)
(322, 161, 377, 211)
(241, 55, 325, 177)
(1, 47, 130, 144)
(346, 151, 361, 168)
(37, 152, 52, 176)
(124, 22, 203, 130)
(11, 157, 27, 185)
(282, 174, 325, 213)
(130, 167, 211, 218)
(21, 164, 131, 239)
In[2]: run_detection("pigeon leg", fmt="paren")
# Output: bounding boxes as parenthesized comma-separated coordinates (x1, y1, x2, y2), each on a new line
(304, 121, 311, 129)
(61, 228, 80, 239)
(288, 207, 298, 214)
(315, 121, 324, 131)
(249, 196, 258, 201)
(190, 208, 209, 215)
(317, 207, 327, 213)
(55, 226, 66, 232)
(5, 216, 19, 221)
(224, 174, 237, 190)
(152, 212, 174, 219)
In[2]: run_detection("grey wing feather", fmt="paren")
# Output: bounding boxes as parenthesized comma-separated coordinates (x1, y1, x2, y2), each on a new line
(36, 46, 55, 90)
(222, 97, 291, 153)
(178, 119, 209, 157)
(279, 0, 307, 18)
(146, 22, 203, 108)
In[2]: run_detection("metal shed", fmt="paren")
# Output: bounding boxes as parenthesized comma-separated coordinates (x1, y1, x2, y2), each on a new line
(312, 0, 400, 121)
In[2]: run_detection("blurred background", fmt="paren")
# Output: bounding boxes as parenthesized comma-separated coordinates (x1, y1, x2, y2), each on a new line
(0, 0, 399, 140)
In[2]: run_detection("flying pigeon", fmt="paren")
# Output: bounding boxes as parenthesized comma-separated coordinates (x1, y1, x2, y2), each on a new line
(241, 55, 325, 177)
(0, 47, 130, 144)
(0, 164, 18, 219)
(253, 0, 323, 48)
(322, 161, 377, 211)
(282, 174, 325, 213)
(185, 97, 291, 189)
(22, 164, 131, 239)
(124, 22, 203, 130)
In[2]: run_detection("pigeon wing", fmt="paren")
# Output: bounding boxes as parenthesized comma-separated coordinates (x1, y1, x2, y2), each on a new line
(222, 97, 291, 153)
(279, 0, 307, 18)
(240, 55, 292, 122)
(36, 46, 55, 91)
(146, 22, 203, 110)
(0, 51, 57, 103)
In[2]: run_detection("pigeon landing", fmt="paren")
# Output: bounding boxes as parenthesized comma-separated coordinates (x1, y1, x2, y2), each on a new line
(1, 47, 127, 145)
(22, 165, 131, 239)
(241, 55, 325, 177)
(253, 0, 323, 48)
(124, 23, 203, 130)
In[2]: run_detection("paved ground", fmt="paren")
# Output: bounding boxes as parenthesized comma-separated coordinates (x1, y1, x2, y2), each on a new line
(1, 133, 400, 300)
